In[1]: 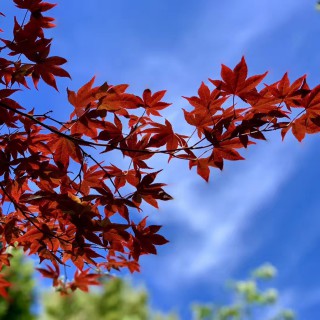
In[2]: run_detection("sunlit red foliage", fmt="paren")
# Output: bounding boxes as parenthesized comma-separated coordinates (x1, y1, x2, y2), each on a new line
(0, 1, 319, 296)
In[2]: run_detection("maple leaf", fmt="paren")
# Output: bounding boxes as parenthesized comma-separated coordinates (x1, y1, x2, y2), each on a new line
(131, 217, 169, 260)
(211, 146, 244, 169)
(32, 56, 70, 90)
(3, 132, 29, 159)
(283, 114, 319, 142)
(0, 98, 24, 128)
(119, 135, 153, 169)
(0, 275, 11, 298)
(189, 157, 219, 182)
(301, 84, 320, 112)
(70, 269, 100, 292)
(0, 88, 19, 99)
(132, 171, 173, 208)
(128, 114, 151, 128)
(183, 83, 227, 114)
(183, 108, 216, 138)
(79, 163, 105, 196)
(97, 84, 140, 111)
(140, 89, 171, 116)
(100, 223, 131, 252)
(70, 247, 103, 270)
(266, 73, 307, 109)
(13, 0, 57, 12)
(48, 135, 83, 168)
(107, 198, 140, 222)
(96, 115, 124, 146)
(16, 227, 45, 244)
(105, 164, 139, 190)
(2, 217, 19, 245)
(144, 119, 188, 151)
(36, 262, 60, 286)
(281, 85, 320, 141)
(209, 57, 268, 101)
(0, 250, 12, 269)
(68, 77, 100, 118)
(2, 178, 30, 203)
(1, 18, 39, 54)
(69, 110, 106, 139)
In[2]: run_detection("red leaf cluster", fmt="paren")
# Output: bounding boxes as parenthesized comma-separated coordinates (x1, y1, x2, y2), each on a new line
(0, 1, 69, 89)
(0, 0, 319, 297)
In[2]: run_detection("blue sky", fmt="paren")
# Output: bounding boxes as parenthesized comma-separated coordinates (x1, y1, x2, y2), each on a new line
(3, 0, 320, 319)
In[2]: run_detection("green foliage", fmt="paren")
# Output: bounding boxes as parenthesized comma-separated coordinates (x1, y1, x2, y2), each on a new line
(192, 264, 295, 320)
(0, 248, 36, 320)
(0, 252, 295, 320)
(40, 277, 176, 320)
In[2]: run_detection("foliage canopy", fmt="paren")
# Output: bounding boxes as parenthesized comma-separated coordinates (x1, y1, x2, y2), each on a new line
(0, 1, 319, 295)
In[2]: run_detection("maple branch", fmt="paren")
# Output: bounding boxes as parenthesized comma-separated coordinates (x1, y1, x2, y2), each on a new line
(0, 102, 193, 155)
(0, 101, 213, 162)
(0, 98, 288, 165)
(197, 147, 214, 160)
(232, 94, 235, 114)
(36, 110, 72, 132)
(0, 102, 91, 144)
(289, 108, 306, 124)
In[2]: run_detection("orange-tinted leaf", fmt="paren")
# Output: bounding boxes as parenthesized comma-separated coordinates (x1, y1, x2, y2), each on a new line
(189, 157, 218, 182)
(49, 136, 83, 168)
(210, 57, 267, 101)
(68, 77, 99, 117)
(141, 89, 171, 116)
(144, 119, 188, 151)
(36, 263, 60, 286)
(80, 164, 105, 195)
(0, 275, 10, 298)
(71, 269, 100, 292)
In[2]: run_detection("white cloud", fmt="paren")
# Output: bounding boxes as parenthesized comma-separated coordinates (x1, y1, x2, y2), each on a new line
(192, 0, 305, 58)
(118, 78, 304, 289)
(145, 137, 304, 290)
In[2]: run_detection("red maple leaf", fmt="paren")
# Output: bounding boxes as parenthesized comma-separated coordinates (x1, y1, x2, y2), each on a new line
(68, 77, 100, 118)
(36, 262, 60, 286)
(210, 57, 267, 101)
(144, 119, 188, 151)
(80, 163, 105, 196)
(70, 269, 100, 292)
(132, 171, 173, 208)
(0, 275, 11, 298)
(131, 217, 169, 260)
(139, 89, 171, 116)
(32, 56, 70, 90)
(48, 134, 83, 168)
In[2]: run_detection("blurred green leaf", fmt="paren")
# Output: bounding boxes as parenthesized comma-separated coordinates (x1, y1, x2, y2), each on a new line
(0, 247, 36, 320)
(251, 263, 277, 280)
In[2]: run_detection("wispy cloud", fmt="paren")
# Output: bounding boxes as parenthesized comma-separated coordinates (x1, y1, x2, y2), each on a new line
(144, 137, 303, 291)
(182, 0, 305, 62)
